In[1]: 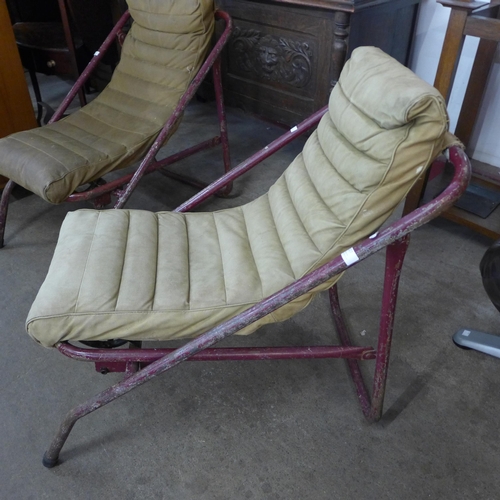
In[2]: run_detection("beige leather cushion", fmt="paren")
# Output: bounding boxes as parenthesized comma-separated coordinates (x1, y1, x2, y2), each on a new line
(0, 0, 214, 204)
(27, 47, 454, 347)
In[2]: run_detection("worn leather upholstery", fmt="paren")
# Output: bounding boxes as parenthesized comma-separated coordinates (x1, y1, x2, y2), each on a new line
(0, 0, 214, 204)
(27, 47, 455, 347)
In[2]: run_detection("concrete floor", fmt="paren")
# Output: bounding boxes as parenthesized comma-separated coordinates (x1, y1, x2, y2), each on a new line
(2, 74, 500, 499)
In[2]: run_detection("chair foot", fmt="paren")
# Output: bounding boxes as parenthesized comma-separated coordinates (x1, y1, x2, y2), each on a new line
(37, 101, 58, 125)
(215, 182, 233, 197)
(42, 452, 59, 468)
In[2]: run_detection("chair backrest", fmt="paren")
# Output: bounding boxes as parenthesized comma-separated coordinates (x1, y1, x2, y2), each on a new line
(265, 46, 453, 278)
(105, 0, 214, 126)
(233, 46, 455, 332)
(73, 0, 215, 157)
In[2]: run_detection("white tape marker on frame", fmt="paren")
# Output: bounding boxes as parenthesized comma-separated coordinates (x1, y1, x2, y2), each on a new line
(341, 247, 359, 266)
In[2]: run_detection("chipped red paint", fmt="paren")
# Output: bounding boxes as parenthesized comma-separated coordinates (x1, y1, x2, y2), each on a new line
(60, 344, 377, 365)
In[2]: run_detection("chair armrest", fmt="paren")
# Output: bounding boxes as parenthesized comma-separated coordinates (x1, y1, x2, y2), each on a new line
(175, 105, 329, 212)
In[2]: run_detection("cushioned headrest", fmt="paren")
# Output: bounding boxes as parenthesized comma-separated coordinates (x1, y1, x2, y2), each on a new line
(337, 46, 448, 129)
(127, 0, 214, 35)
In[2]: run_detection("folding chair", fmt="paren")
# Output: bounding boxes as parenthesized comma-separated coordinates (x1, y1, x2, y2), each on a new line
(0, 0, 232, 248)
(25, 47, 471, 468)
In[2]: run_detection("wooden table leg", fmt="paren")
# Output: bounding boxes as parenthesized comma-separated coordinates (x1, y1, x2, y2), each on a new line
(455, 39, 498, 147)
(403, 2, 475, 215)
(434, 7, 471, 100)
(331, 10, 351, 87)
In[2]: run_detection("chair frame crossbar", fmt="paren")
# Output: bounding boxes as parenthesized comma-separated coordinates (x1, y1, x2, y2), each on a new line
(0, 9, 233, 248)
(40, 103, 471, 467)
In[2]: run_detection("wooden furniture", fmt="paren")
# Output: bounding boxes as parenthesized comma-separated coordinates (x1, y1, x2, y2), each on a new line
(215, 0, 421, 126)
(9, 0, 90, 123)
(404, 0, 500, 238)
(7, 0, 119, 123)
(0, 0, 37, 189)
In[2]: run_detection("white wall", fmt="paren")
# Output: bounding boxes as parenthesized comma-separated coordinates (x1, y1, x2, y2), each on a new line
(410, 0, 500, 167)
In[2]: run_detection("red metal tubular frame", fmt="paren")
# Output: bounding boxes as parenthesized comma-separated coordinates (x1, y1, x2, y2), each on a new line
(42, 145, 470, 468)
(0, 10, 233, 247)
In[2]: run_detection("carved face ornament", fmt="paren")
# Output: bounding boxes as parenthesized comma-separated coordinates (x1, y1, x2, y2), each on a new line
(258, 36, 280, 74)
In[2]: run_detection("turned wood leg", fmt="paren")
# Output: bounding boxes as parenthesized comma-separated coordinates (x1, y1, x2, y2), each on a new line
(331, 11, 351, 87)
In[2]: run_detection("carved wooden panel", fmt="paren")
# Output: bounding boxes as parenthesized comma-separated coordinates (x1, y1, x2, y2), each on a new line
(217, 0, 334, 126)
(216, 0, 420, 127)
(229, 27, 314, 89)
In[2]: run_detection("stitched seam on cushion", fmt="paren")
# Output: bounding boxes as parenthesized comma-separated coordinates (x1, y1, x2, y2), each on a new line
(74, 212, 102, 312)
(241, 206, 264, 300)
(129, 7, 194, 18)
(337, 81, 448, 151)
(113, 66, 184, 93)
(337, 79, 388, 132)
(96, 87, 164, 109)
(82, 99, 159, 130)
(76, 114, 150, 138)
(114, 211, 131, 311)
(315, 125, 364, 194)
(302, 141, 356, 227)
(282, 171, 321, 254)
(266, 194, 297, 279)
(40, 141, 139, 201)
(122, 11, 208, 99)
(195, 3, 205, 68)
(33, 128, 104, 163)
(59, 121, 128, 149)
(212, 213, 228, 306)
(299, 156, 346, 230)
(200, 1, 209, 35)
(8, 136, 69, 169)
(151, 213, 160, 311)
(80, 102, 158, 135)
(129, 7, 209, 38)
(301, 120, 415, 278)
(242, 201, 280, 322)
(123, 40, 202, 62)
(317, 125, 384, 191)
(124, 47, 201, 64)
(28, 299, 267, 319)
(333, 83, 385, 164)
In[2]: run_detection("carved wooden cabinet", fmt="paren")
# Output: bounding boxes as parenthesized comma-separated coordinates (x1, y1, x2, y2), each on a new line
(216, 0, 420, 126)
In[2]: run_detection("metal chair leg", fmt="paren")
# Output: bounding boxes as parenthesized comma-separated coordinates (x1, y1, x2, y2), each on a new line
(330, 234, 411, 422)
(43, 332, 229, 467)
(212, 56, 232, 196)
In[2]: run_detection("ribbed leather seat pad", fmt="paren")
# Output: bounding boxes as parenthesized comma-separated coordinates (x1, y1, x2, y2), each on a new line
(27, 47, 454, 347)
(0, 0, 214, 203)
